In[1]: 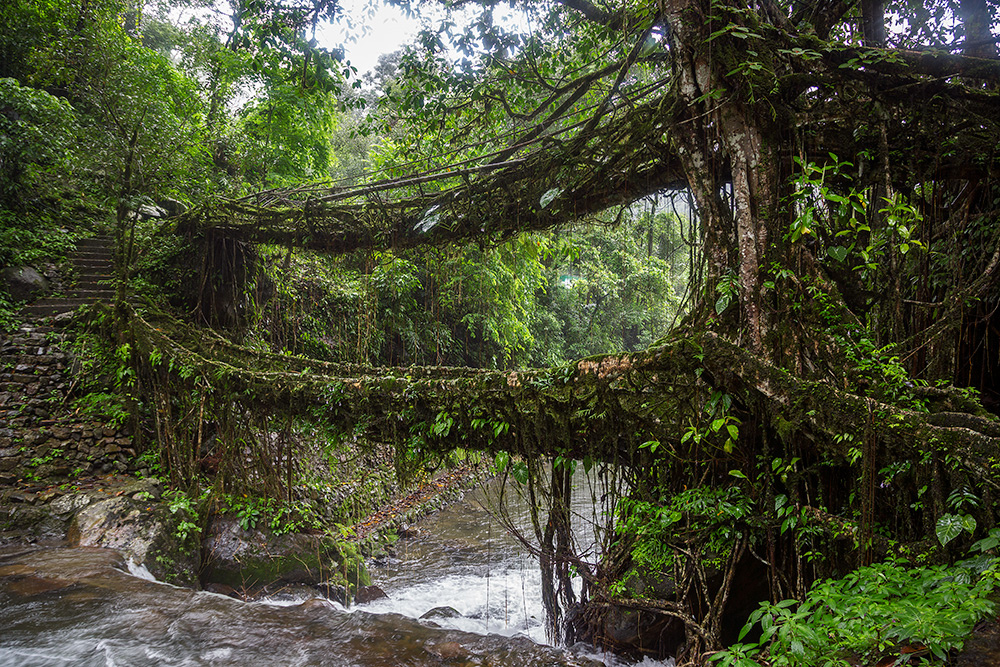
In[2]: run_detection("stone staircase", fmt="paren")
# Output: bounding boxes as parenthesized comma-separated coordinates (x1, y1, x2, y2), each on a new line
(20, 237, 116, 319)
(2, 237, 138, 486)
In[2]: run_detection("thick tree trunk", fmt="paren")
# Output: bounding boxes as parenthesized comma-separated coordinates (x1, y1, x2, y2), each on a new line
(861, 0, 886, 47)
(664, 0, 782, 351)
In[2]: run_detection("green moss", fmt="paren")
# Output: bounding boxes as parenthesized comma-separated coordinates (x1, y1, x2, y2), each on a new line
(204, 534, 369, 593)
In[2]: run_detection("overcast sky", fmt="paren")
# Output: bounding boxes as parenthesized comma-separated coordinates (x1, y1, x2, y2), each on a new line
(318, 0, 426, 75)
(319, 0, 530, 77)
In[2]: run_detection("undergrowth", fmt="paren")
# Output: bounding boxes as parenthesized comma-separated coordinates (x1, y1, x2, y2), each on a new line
(710, 556, 1000, 666)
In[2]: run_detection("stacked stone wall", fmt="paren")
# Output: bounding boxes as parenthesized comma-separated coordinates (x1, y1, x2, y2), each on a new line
(0, 322, 136, 485)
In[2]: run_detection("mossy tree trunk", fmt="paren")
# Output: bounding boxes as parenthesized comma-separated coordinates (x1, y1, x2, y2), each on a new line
(565, 0, 1000, 660)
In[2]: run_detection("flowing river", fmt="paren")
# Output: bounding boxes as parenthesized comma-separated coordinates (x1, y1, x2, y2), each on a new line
(0, 473, 672, 666)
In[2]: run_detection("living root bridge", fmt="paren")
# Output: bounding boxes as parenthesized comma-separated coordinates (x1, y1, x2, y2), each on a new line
(127, 306, 700, 465)
(701, 333, 1000, 492)
(167, 91, 689, 254)
(126, 306, 1000, 489)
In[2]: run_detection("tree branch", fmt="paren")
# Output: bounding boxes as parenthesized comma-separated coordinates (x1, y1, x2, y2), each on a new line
(554, 0, 625, 30)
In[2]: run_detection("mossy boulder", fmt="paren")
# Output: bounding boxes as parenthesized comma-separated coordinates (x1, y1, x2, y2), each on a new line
(67, 493, 201, 587)
(2, 266, 49, 302)
(200, 515, 369, 596)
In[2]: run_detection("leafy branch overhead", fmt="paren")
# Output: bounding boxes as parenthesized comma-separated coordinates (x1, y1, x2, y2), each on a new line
(174, 29, 999, 259)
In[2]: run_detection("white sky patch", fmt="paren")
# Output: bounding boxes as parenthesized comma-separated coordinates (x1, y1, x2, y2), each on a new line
(318, 0, 423, 76)
(318, 0, 533, 78)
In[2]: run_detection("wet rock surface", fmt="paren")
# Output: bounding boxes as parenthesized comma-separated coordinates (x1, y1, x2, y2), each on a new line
(0, 473, 199, 585)
(0, 545, 600, 666)
(354, 584, 388, 603)
(421, 605, 464, 620)
(200, 515, 370, 595)
(69, 493, 200, 586)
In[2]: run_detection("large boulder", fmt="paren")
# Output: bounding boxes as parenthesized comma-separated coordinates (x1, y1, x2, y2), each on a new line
(355, 584, 388, 603)
(201, 515, 369, 596)
(1, 266, 49, 301)
(157, 198, 188, 217)
(67, 492, 200, 587)
(137, 204, 168, 219)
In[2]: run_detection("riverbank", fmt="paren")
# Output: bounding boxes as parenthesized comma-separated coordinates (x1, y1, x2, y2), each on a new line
(0, 311, 494, 598)
(2, 458, 494, 603)
(0, 543, 607, 667)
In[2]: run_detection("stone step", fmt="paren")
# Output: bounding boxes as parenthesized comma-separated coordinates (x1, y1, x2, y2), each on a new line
(74, 269, 114, 278)
(9, 331, 56, 344)
(75, 237, 113, 248)
(19, 306, 80, 318)
(75, 276, 112, 286)
(74, 259, 114, 269)
(70, 296, 114, 305)
(74, 284, 112, 294)
(75, 277, 112, 287)
(73, 259, 114, 269)
(74, 246, 114, 256)
(74, 271, 113, 282)
(20, 302, 103, 317)
(27, 294, 109, 305)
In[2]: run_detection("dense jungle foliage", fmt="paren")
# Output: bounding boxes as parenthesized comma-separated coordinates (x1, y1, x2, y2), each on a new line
(3, 0, 1000, 665)
(0, 0, 687, 361)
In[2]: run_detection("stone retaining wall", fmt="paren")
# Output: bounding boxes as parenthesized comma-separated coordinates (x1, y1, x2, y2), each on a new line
(0, 320, 137, 485)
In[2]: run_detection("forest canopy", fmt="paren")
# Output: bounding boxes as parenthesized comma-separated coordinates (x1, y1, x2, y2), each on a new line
(2, 0, 1000, 664)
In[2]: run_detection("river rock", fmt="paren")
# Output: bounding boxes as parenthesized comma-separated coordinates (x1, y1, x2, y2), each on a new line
(424, 641, 472, 662)
(119, 477, 162, 501)
(201, 515, 369, 595)
(0, 502, 65, 540)
(2, 266, 49, 301)
(354, 584, 387, 603)
(262, 582, 324, 603)
(297, 597, 338, 612)
(67, 495, 200, 588)
(48, 492, 93, 518)
(313, 581, 347, 605)
(203, 582, 241, 598)
(420, 605, 462, 620)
